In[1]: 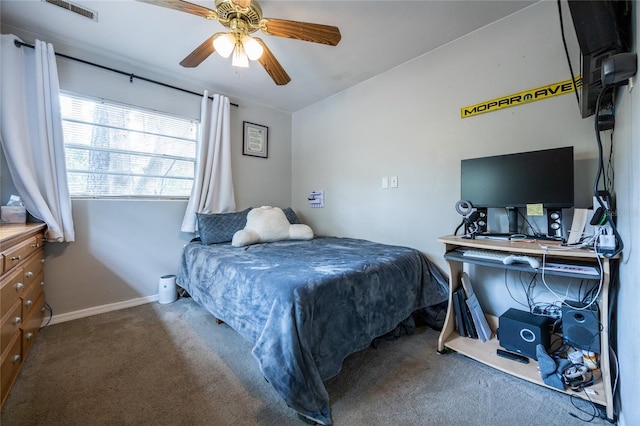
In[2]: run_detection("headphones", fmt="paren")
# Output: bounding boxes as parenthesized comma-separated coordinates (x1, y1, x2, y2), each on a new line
(562, 364, 596, 391)
(590, 207, 608, 226)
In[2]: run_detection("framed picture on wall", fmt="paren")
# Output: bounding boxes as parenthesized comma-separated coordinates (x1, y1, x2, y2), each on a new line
(243, 121, 268, 158)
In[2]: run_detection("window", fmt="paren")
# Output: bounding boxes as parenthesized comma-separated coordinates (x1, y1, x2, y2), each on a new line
(60, 93, 198, 198)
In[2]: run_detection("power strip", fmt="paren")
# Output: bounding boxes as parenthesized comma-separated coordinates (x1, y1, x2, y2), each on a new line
(599, 234, 616, 252)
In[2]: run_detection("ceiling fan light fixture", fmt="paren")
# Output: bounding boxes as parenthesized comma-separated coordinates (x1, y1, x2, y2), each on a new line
(213, 33, 235, 58)
(241, 35, 263, 61)
(232, 43, 249, 67)
(165, 0, 340, 85)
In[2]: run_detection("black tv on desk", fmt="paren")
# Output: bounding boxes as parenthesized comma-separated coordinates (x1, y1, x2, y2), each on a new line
(461, 146, 574, 237)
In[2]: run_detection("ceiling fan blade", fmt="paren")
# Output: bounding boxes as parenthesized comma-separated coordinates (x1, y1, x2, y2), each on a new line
(254, 38, 291, 86)
(180, 35, 217, 68)
(261, 18, 341, 46)
(136, 0, 217, 20)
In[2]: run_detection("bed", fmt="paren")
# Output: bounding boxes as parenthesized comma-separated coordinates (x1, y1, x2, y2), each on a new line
(176, 209, 448, 425)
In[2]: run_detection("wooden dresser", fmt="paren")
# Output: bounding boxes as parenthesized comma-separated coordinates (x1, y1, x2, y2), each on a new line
(1, 223, 46, 409)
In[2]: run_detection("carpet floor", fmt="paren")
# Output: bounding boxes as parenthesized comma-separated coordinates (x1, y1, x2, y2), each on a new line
(1, 297, 612, 425)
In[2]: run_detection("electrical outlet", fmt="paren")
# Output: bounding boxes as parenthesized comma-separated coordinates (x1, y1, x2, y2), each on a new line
(390, 176, 398, 188)
(382, 177, 389, 189)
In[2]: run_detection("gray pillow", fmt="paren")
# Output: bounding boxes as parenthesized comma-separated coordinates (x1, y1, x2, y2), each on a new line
(282, 207, 301, 224)
(197, 208, 251, 245)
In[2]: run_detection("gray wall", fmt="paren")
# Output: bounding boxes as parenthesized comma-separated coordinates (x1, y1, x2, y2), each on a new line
(291, 2, 637, 424)
(1, 27, 293, 320)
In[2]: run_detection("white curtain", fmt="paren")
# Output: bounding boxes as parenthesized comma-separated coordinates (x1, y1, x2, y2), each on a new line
(0, 34, 74, 242)
(181, 92, 235, 232)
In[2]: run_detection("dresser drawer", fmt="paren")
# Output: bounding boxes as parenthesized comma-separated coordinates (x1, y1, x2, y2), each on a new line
(22, 249, 44, 288)
(34, 233, 44, 250)
(2, 236, 38, 275)
(22, 292, 46, 358)
(22, 272, 44, 319)
(1, 267, 25, 316)
(0, 333, 22, 407)
(1, 300, 22, 356)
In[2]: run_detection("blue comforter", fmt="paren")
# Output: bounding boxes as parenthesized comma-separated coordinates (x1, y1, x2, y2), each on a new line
(177, 236, 448, 425)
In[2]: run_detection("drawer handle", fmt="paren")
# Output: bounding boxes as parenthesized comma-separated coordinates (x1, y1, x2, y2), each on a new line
(31, 243, 37, 248)
(26, 332, 34, 341)
(40, 281, 45, 287)
(13, 316, 21, 325)
(10, 255, 21, 262)
(40, 258, 45, 264)
(15, 282, 24, 291)
(25, 300, 33, 308)
(26, 271, 34, 278)
(12, 355, 21, 364)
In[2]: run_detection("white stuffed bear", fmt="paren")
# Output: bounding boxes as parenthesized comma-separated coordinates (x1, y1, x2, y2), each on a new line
(232, 206, 314, 247)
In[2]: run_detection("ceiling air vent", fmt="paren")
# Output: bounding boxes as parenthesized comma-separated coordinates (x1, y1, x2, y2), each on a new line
(42, 0, 98, 22)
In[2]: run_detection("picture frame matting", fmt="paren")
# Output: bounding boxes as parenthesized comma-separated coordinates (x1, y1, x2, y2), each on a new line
(243, 121, 268, 158)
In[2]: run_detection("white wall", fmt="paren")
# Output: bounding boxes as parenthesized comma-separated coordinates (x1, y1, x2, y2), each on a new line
(1, 27, 293, 318)
(293, 2, 594, 277)
(292, 1, 637, 423)
(610, 2, 639, 424)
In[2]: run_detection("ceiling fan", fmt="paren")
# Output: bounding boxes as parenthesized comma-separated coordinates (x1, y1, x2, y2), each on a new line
(137, 0, 342, 85)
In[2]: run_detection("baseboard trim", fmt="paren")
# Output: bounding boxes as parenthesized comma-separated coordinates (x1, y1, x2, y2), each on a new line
(47, 294, 159, 326)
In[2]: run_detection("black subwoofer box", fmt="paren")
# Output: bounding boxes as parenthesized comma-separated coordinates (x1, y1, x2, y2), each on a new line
(562, 302, 601, 354)
(498, 308, 551, 360)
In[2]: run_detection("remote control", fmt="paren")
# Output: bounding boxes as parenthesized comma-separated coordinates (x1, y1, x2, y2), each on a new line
(496, 349, 529, 364)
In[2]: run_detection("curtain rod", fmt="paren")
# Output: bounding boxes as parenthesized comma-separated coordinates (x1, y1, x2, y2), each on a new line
(14, 39, 239, 107)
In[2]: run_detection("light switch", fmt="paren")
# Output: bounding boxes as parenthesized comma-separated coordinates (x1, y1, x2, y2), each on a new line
(308, 190, 324, 208)
(390, 176, 398, 188)
(382, 177, 389, 189)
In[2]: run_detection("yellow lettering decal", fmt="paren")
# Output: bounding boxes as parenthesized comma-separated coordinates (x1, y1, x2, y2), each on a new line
(461, 77, 580, 118)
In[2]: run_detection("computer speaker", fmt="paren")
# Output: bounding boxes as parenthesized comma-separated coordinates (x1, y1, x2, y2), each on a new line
(498, 308, 551, 360)
(562, 302, 601, 354)
(547, 209, 563, 240)
(476, 207, 488, 234)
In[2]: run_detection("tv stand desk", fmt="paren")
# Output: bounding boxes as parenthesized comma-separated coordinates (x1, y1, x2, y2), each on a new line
(437, 235, 615, 420)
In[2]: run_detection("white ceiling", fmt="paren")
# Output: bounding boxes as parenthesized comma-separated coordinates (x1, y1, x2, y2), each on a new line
(0, 0, 536, 113)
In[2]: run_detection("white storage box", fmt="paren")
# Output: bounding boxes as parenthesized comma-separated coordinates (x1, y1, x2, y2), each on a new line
(1, 206, 26, 223)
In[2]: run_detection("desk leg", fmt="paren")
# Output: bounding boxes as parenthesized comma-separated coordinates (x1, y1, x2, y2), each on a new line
(599, 259, 614, 420)
(438, 259, 463, 353)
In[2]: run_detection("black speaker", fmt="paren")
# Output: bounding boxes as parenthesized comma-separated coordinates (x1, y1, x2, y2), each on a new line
(498, 308, 551, 360)
(547, 209, 563, 240)
(562, 302, 601, 354)
(476, 207, 488, 233)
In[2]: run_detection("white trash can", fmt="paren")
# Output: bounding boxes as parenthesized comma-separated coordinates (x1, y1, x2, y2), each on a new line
(158, 274, 177, 304)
